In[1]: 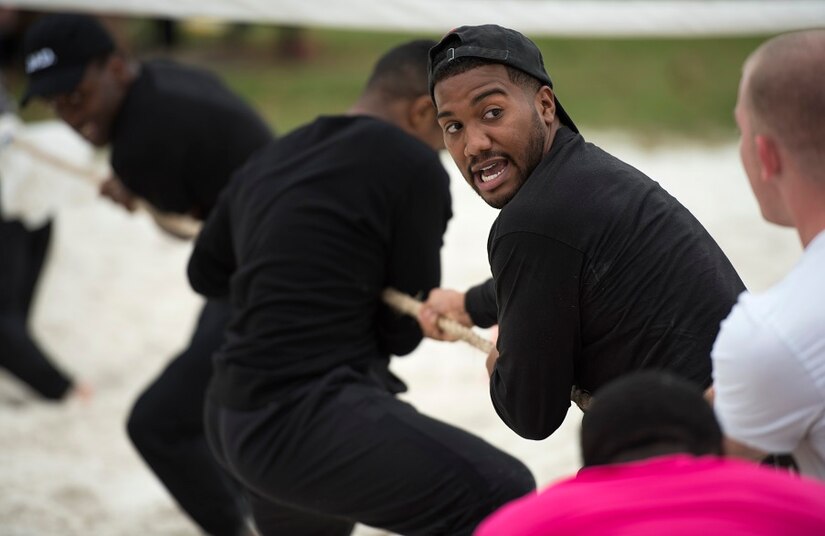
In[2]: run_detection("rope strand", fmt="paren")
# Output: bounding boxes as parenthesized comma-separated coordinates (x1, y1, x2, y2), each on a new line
(381, 288, 592, 411)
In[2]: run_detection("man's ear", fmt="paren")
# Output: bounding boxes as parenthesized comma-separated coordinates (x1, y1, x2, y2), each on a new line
(756, 134, 781, 182)
(408, 94, 437, 130)
(535, 86, 556, 126)
(107, 54, 131, 86)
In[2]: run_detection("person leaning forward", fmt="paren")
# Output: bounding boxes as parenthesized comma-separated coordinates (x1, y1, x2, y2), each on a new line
(21, 13, 274, 536)
(420, 25, 745, 440)
(187, 39, 535, 536)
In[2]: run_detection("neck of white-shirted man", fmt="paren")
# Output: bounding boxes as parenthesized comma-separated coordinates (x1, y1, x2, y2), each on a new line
(782, 162, 825, 248)
(798, 213, 825, 249)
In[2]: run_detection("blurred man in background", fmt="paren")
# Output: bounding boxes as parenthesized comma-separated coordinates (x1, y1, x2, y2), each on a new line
(189, 39, 535, 536)
(21, 13, 274, 535)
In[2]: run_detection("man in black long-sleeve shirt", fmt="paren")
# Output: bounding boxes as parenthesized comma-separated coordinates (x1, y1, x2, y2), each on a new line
(188, 40, 535, 536)
(21, 14, 273, 535)
(420, 25, 744, 440)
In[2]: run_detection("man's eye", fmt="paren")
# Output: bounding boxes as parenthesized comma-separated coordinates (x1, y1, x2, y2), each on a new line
(445, 122, 462, 134)
(483, 108, 502, 120)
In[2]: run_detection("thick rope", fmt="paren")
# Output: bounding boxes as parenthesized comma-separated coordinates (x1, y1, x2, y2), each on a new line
(381, 288, 592, 411)
(7, 136, 591, 408)
(5, 135, 201, 239)
(382, 288, 494, 353)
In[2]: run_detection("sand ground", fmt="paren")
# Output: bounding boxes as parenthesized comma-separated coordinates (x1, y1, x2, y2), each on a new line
(0, 123, 801, 535)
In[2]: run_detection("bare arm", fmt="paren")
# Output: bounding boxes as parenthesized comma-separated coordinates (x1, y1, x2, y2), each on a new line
(724, 437, 768, 462)
(100, 174, 202, 239)
(99, 175, 138, 212)
(705, 384, 768, 462)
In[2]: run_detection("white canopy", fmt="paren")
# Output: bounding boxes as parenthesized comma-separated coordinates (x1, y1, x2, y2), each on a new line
(4, 0, 825, 37)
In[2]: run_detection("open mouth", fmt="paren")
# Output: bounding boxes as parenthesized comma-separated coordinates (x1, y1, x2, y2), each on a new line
(472, 158, 509, 189)
(479, 161, 506, 182)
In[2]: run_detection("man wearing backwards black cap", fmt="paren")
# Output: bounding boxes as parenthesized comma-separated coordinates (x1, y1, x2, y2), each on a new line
(21, 13, 273, 536)
(419, 25, 745, 440)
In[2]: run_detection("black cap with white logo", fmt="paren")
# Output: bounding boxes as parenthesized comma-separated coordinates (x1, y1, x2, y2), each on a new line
(21, 14, 115, 106)
(429, 24, 578, 133)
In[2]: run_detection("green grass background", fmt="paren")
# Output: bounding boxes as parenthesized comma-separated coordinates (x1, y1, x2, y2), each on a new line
(10, 20, 774, 144)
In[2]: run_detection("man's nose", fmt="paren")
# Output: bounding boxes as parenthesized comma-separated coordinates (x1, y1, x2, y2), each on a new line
(463, 125, 492, 158)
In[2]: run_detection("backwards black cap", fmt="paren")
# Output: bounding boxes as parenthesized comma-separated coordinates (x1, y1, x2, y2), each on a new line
(21, 14, 115, 106)
(429, 24, 578, 133)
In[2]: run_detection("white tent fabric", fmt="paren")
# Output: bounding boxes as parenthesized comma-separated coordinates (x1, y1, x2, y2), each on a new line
(4, 0, 825, 37)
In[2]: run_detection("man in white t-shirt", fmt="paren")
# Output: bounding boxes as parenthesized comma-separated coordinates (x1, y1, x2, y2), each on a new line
(711, 29, 825, 480)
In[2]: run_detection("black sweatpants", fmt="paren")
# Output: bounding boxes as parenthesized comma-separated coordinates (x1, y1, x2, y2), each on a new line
(0, 219, 72, 399)
(127, 299, 247, 536)
(205, 364, 536, 536)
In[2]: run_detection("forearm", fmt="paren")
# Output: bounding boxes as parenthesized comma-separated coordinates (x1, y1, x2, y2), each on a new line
(489, 232, 580, 438)
(187, 254, 231, 298)
(723, 437, 768, 462)
(187, 195, 234, 298)
(465, 278, 497, 327)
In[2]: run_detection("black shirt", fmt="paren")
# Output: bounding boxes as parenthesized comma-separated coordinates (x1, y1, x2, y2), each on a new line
(188, 116, 452, 410)
(111, 60, 273, 218)
(467, 127, 744, 440)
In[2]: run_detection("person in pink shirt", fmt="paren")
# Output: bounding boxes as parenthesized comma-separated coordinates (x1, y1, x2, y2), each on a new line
(475, 372, 825, 536)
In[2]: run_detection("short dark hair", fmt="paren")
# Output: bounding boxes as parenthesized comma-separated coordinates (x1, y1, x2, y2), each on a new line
(364, 39, 437, 100)
(431, 56, 542, 97)
(581, 371, 722, 467)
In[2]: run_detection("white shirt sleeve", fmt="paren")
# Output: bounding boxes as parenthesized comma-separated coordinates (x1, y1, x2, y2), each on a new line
(712, 294, 822, 454)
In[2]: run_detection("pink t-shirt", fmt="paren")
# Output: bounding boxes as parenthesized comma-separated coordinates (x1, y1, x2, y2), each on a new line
(475, 455, 825, 536)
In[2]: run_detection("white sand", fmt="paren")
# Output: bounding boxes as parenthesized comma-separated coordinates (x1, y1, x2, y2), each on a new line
(0, 124, 800, 535)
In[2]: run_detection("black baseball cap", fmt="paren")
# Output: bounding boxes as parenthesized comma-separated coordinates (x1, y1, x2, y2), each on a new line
(429, 24, 578, 133)
(20, 14, 115, 106)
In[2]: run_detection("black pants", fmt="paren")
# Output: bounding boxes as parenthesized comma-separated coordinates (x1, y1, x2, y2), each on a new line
(0, 219, 72, 399)
(205, 364, 536, 536)
(127, 299, 247, 536)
